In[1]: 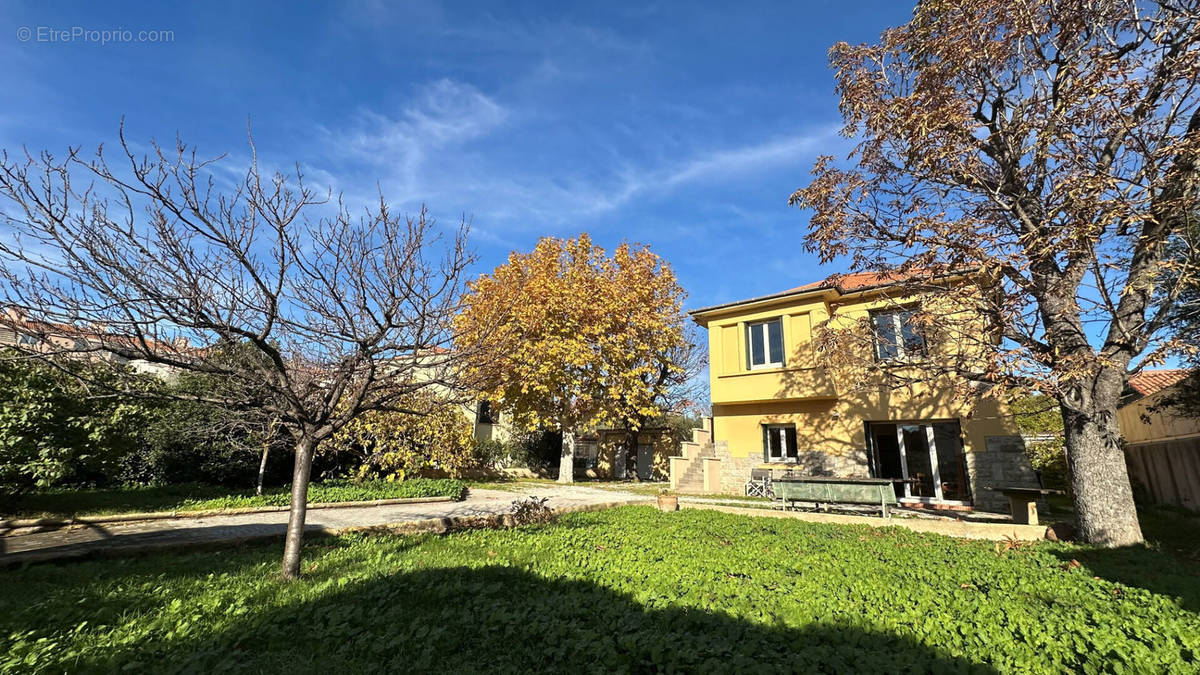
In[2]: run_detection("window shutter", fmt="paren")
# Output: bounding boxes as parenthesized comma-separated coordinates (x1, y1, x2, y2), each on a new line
(745, 323, 752, 371)
(762, 425, 769, 462)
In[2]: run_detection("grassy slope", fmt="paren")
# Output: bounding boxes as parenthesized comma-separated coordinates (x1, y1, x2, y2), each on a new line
(2, 507, 1197, 673)
(1, 479, 467, 519)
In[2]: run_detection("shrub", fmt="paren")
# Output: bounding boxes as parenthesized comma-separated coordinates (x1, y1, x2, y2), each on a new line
(119, 398, 291, 488)
(0, 353, 153, 492)
(471, 438, 510, 468)
(1025, 437, 1070, 490)
(1010, 394, 1070, 490)
(509, 496, 555, 525)
(490, 430, 562, 474)
(325, 393, 478, 480)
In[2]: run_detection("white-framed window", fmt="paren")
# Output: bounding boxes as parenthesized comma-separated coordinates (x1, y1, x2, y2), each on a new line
(746, 318, 784, 369)
(763, 424, 798, 463)
(871, 308, 925, 361)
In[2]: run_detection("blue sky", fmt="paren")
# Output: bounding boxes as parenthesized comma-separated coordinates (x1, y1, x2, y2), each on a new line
(0, 1, 914, 312)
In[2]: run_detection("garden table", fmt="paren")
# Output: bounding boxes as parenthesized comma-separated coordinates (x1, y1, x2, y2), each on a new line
(985, 486, 1064, 525)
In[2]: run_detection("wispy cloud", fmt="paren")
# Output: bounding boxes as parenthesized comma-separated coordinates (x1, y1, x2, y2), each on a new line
(327, 79, 507, 197)
(309, 75, 841, 246)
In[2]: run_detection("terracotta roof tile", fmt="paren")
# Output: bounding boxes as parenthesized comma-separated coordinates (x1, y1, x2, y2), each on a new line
(784, 270, 921, 294)
(1127, 369, 1191, 397)
(690, 269, 934, 316)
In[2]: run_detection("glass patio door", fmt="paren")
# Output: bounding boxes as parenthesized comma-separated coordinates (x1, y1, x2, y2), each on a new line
(890, 421, 969, 504)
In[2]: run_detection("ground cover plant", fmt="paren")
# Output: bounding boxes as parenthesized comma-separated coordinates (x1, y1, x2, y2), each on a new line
(1, 479, 466, 519)
(2, 507, 1197, 673)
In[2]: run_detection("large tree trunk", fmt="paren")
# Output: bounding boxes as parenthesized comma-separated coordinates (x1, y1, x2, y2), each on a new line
(281, 436, 318, 579)
(1060, 372, 1144, 547)
(557, 430, 575, 484)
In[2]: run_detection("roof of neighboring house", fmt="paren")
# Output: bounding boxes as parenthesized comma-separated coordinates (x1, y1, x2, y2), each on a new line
(688, 269, 942, 317)
(1126, 369, 1191, 398)
(1, 307, 201, 357)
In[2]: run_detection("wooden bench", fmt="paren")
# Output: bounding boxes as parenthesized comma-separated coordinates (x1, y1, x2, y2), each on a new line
(985, 486, 1064, 525)
(773, 476, 899, 518)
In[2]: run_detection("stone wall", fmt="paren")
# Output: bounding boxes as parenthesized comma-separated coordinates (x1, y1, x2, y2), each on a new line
(711, 440, 870, 494)
(966, 436, 1044, 513)
(708, 434, 1042, 515)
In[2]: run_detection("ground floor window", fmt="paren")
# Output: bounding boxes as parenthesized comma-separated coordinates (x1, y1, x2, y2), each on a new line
(763, 424, 798, 463)
(867, 420, 970, 504)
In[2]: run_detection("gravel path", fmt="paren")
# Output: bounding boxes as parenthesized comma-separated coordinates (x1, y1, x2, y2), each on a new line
(1, 485, 650, 565)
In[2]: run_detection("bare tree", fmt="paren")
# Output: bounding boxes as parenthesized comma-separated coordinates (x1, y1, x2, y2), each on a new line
(0, 125, 474, 578)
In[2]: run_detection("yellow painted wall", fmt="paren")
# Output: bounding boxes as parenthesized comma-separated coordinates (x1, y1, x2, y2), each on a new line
(712, 382, 1015, 466)
(592, 430, 675, 479)
(698, 283, 1019, 469)
(1119, 388, 1200, 445)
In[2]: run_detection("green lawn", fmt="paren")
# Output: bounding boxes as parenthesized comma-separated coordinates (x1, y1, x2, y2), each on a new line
(2, 507, 1197, 673)
(1, 479, 467, 520)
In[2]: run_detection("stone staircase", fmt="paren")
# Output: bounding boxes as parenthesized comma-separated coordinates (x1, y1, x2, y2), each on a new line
(670, 419, 718, 494)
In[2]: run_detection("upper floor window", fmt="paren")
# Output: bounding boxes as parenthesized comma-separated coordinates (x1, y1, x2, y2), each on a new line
(747, 318, 783, 370)
(871, 308, 925, 361)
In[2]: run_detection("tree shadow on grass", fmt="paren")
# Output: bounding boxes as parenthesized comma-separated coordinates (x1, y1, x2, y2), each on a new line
(0, 522, 304, 561)
(1047, 508, 1200, 613)
(63, 564, 995, 674)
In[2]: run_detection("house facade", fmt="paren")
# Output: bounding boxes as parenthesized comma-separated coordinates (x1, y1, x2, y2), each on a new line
(1118, 369, 1200, 511)
(678, 272, 1040, 513)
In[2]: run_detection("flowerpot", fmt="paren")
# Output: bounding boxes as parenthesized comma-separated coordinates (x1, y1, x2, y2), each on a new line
(656, 495, 679, 512)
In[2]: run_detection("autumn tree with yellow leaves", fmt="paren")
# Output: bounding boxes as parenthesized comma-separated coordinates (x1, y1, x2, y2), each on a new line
(327, 390, 478, 482)
(455, 234, 694, 483)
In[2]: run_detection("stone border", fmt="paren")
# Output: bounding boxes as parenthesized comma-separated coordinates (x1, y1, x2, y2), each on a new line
(0, 498, 655, 567)
(680, 502, 1049, 541)
(0, 495, 457, 536)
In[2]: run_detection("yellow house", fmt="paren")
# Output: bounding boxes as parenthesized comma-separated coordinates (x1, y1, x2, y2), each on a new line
(1118, 369, 1200, 511)
(674, 272, 1039, 513)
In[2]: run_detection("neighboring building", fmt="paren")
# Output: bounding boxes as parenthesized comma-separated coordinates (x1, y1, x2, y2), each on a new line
(469, 399, 510, 443)
(403, 347, 513, 443)
(0, 307, 185, 378)
(1119, 369, 1200, 511)
(575, 427, 679, 481)
(677, 272, 1040, 513)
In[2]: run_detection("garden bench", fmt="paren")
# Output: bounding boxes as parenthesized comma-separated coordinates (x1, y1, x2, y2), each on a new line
(984, 486, 1063, 525)
(772, 475, 898, 518)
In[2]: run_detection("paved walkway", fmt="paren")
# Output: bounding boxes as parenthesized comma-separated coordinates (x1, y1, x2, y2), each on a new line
(0, 485, 650, 565)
